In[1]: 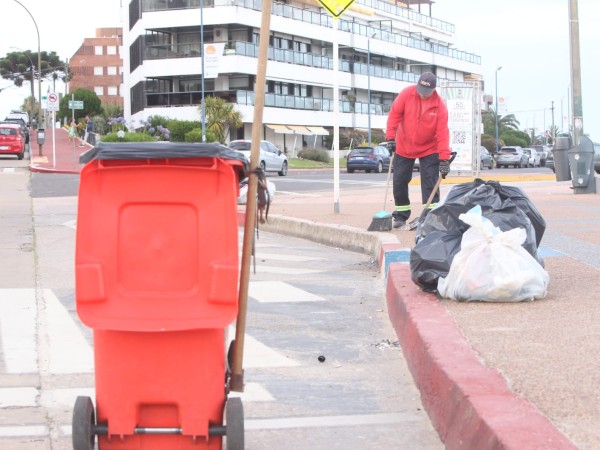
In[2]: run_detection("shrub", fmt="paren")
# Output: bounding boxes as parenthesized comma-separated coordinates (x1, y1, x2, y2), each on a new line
(168, 120, 200, 142)
(101, 132, 157, 142)
(184, 128, 218, 143)
(298, 149, 330, 163)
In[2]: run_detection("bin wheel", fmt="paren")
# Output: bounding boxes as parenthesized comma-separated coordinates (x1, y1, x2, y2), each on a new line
(225, 397, 244, 450)
(72, 396, 96, 450)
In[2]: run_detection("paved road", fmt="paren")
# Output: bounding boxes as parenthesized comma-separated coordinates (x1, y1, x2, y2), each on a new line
(0, 167, 443, 449)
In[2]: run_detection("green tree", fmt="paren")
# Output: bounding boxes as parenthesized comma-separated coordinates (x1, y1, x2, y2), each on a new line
(58, 88, 102, 122)
(199, 96, 243, 143)
(0, 50, 67, 118)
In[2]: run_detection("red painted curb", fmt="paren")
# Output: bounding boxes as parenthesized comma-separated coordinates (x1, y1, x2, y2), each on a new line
(386, 263, 576, 450)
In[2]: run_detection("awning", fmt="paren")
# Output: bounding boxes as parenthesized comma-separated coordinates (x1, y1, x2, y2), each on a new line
(266, 124, 293, 134)
(306, 126, 329, 136)
(287, 125, 314, 135)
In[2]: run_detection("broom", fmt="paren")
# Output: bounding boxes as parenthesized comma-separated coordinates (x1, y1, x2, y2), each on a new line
(367, 153, 395, 231)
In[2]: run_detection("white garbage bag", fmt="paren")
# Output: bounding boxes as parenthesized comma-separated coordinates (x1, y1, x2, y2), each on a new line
(237, 178, 276, 205)
(437, 205, 549, 302)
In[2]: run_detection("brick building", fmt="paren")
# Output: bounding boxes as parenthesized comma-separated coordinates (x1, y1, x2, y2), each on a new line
(68, 28, 123, 108)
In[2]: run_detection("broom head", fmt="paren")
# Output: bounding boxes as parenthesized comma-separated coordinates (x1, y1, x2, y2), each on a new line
(367, 210, 393, 232)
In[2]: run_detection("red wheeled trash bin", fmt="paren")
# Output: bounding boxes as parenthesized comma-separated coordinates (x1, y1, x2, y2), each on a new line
(73, 142, 247, 450)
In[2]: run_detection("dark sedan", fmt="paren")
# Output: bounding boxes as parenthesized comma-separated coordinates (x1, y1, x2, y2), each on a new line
(346, 145, 391, 173)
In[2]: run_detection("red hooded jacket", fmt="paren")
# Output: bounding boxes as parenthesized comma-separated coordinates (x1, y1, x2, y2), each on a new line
(386, 85, 450, 160)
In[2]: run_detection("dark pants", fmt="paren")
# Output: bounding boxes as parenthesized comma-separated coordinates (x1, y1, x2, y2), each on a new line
(392, 153, 440, 221)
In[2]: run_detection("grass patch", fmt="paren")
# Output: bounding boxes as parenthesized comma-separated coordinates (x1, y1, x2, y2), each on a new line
(288, 157, 347, 169)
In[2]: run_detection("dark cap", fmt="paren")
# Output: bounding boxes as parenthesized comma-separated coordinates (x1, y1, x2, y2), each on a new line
(416, 72, 437, 96)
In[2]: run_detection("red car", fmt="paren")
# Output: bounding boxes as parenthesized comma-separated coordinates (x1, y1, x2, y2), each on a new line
(0, 123, 26, 160)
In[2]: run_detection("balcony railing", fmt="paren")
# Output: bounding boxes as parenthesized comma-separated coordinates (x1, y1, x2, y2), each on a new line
(143, 88, 391, 115)
(139, 0, 479, 65)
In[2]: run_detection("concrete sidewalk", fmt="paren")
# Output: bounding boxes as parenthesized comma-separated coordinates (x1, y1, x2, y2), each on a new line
(263, 177, 600, 450)
(31, 133, 600, 449)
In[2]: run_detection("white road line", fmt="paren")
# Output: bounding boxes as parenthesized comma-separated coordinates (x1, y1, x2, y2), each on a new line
(249, 281, 325, 303)
(0, 387, 38, 407)
(2, 168, 16, 174)
(0, 289, 38, 373)
(43, 289, 94, 374)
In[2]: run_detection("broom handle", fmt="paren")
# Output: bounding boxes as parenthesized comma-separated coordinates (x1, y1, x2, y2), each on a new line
(382, 153, 394, 209)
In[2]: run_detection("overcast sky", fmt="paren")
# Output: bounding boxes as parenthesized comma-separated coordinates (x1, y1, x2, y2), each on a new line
(433, 0, 599, 139)
(0, 0, 123, 119)
(2, 0, 598, 140)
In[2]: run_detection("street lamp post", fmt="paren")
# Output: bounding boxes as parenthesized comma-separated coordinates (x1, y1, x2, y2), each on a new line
(200, 0, 206, 142)
(367, 38, 372, 145)
(494, 66, 502, 152)
(13, 0, 41, 124)
(367, 32, 378, 145)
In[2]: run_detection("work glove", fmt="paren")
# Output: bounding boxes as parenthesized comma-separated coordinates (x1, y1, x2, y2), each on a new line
(386, 141, 396, 155)
(439, 159, 450, 178)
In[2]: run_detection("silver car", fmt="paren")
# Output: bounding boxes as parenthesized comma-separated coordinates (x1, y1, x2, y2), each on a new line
(229, 139, 288, 176)
(496, 146, 529, 168)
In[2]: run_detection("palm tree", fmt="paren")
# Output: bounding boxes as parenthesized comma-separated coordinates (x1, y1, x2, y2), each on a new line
(482, 107, 521, 140)
(199, 96, 243, 143)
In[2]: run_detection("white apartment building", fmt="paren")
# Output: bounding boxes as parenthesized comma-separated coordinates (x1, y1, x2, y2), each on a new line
(121, 0, 481, 152)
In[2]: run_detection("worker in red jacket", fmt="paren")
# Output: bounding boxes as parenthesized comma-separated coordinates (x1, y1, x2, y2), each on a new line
(385, 72, 451, 229)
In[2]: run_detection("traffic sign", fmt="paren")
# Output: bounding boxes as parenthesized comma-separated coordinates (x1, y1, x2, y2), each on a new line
(69, 100, 84, 110)
(317, 0, 355, 18)
(47, 92, 59, 112)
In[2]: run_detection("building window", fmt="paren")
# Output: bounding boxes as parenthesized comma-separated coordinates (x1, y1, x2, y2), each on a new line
(94, 86, 104, 96)
(94, 67, 104, 76)
(107, 66, 118, 75)
(108, 86, 118, 96)
(107, 46, 117, 55)
(95, 46, 104, 55)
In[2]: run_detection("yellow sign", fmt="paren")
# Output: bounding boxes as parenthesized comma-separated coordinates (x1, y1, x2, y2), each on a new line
(316, 0, 356, 18)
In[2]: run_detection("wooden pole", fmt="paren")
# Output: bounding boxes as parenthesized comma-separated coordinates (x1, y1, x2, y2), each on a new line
(230, 0, 273, 393)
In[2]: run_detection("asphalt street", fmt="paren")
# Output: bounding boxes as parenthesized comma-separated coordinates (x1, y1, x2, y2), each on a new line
(0, 162, 443, 449)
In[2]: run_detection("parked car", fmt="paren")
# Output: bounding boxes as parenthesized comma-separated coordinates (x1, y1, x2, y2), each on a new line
(529, 144, 550, 166)
(347, 145, 392, 173)
(495, 146, 529, 168)
(478, 146, 494, 170)
(378, 141, 419, 171)
(228, 139, 288, 176)
(522, 148, 541, 167)
(594, 142, 600, 174)
(3, 116, 29, 144)
(0, 123, 26, 160)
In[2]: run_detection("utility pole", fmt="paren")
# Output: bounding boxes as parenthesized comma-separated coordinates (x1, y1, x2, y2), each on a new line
(569, 0, 583, 145)
(550, 101, 555, 144)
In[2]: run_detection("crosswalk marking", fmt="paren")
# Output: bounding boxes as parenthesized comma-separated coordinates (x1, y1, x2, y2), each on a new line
(0, 387, 38, 407)
(2, 168, 16, 174)
(43, 289, 94, 374)
(229, 382, 275, 402)
(249, 280, 326, 303)
(40, 387, 95, 410)
(228, 328, 300, 368)
(252, 265, 320, 275)
(253, 252, 325, 262)
(0, 289, 38, 373)
(0, 425, 48, 437)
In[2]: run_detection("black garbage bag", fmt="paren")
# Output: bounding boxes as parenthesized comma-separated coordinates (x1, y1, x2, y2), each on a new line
(409, 231, 463, 292)
(410, 179, 546, 292)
